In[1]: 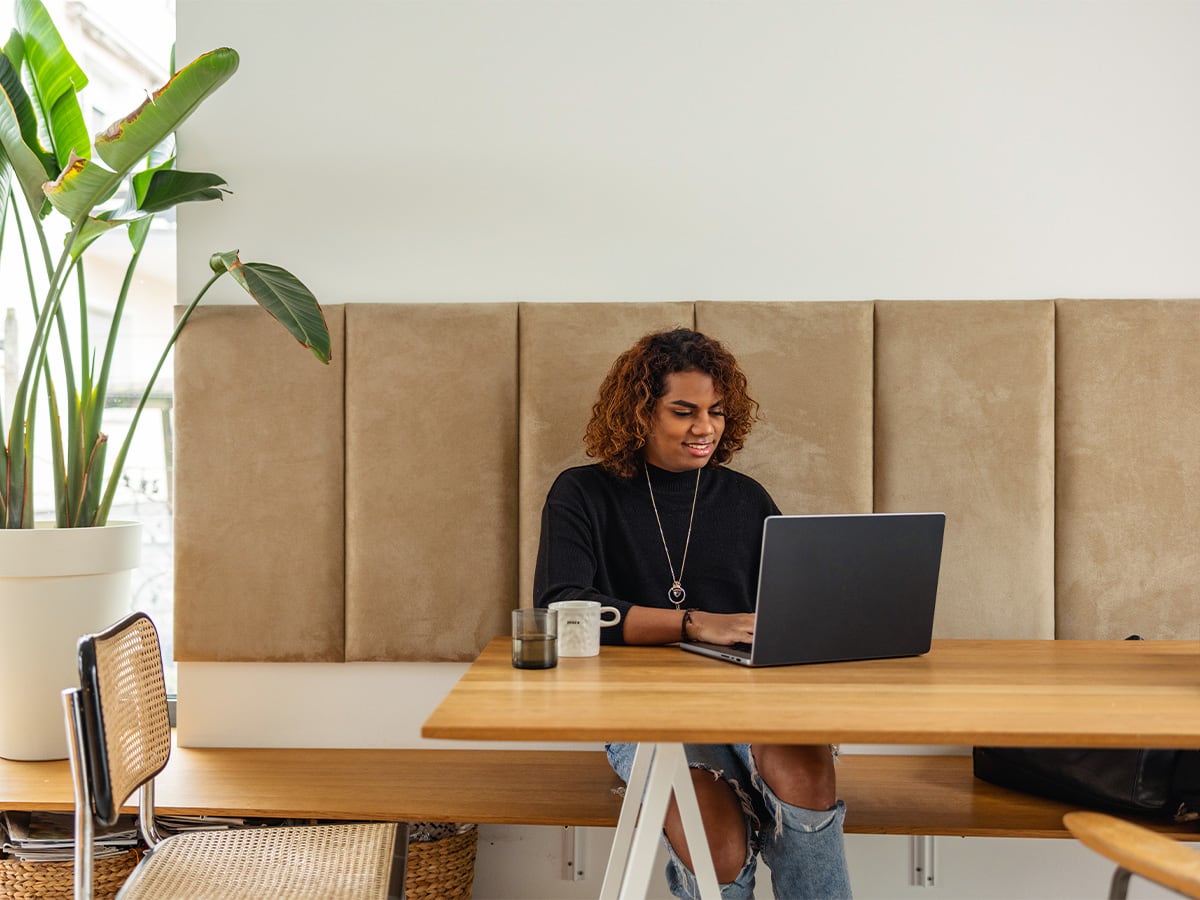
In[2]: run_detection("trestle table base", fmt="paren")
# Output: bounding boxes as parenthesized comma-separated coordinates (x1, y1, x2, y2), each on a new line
(600, 742, 721, 899)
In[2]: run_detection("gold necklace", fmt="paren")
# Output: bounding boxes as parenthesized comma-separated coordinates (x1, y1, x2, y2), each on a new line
(644, 464, 701, 607)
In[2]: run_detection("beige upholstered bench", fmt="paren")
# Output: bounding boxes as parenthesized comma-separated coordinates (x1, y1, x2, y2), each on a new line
(166, 299, 1200, 842)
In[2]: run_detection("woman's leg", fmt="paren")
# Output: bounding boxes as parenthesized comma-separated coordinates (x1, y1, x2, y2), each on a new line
(749, 743, 852, 900)
(663, 766, 750, 883)
(751, 744, 836, 809)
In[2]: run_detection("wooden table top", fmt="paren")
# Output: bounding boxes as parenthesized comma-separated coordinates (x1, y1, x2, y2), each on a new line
(422, 638, 1200, 747)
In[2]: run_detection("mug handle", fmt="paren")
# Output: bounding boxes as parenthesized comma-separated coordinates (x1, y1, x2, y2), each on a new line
(599, 606, 622, 626)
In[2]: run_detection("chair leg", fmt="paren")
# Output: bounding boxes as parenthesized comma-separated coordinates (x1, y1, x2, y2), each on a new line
(1108, 866, 1133, 900)
(62, 689, 93, 900)
(387, 822, 410, 900)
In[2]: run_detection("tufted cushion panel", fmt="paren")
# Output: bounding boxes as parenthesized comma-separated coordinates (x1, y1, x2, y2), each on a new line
(344, 303, 518, 661)
(873, 301, 1056, 639)
(1055, 299, 1200, 640)
(174, 305, 346, 661)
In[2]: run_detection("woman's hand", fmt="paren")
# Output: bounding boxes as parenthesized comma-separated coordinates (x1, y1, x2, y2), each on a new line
(622, 606, 755, 646)
(686, 611, 755, 646)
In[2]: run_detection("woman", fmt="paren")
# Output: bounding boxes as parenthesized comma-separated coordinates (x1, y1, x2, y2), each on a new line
(534, 328, 852, 899)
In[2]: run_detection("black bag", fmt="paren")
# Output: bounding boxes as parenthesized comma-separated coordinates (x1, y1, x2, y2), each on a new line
(972, 633, 1200, 824)
(972, 746, 1200, 822)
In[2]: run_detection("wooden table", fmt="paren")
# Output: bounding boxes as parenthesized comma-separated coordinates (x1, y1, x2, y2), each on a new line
(422, 637, 1200, 898)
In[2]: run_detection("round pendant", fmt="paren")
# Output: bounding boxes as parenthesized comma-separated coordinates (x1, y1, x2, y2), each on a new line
(668, 584, 686, 606)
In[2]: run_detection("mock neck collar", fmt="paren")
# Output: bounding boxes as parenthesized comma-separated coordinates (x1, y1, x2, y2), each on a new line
(643, 460, 710, 492)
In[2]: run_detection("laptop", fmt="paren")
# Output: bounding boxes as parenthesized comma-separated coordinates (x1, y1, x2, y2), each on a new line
(679, 512, 945, 667)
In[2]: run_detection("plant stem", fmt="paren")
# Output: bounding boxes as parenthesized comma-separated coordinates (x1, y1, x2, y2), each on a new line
(95, 268, 226, 525)
(3, 214, 81, 526)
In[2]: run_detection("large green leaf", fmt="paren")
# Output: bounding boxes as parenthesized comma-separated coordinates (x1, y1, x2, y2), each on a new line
(0, 54, 54, 212)
(66, 168, 228, 257)
(127, 213, 152, 252)
(96, 48, 238, 175)
(44, 49, 237, 224)
(0, 49, 54, 175)
(43, 152, 118, 222)
(46, 84, 88, 169)
(15, 0, 88, 167)
(133, 168, 229, 213)
(210, 250, 331, 363)
(2, 28, 22, 66)
(70, 214, 124, 258)
(15, 0, 86, 107)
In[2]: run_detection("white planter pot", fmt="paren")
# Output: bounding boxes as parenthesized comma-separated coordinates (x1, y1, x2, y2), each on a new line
(0, 521, 142, 760)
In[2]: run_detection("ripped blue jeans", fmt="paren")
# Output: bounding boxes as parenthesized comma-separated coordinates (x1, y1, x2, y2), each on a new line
(606, 742, 852, 899)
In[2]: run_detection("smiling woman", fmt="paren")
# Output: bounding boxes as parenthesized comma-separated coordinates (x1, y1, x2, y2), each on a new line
(532, 326, 851, 898)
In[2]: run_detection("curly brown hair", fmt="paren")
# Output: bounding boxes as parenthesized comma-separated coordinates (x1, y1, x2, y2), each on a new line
(584, 328, 760, 478)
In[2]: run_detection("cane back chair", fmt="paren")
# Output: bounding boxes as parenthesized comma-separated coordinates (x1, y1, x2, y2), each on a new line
(62, 612, 407, 899)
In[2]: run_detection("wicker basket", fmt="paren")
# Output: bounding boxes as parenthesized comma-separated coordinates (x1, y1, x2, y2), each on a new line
(405, 826, 478, 900)
(0, 848, 140, 900)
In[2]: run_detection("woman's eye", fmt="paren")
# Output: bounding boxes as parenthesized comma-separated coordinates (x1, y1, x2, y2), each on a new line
(673, 410, 691, 418)
(712, 410, 725, 417)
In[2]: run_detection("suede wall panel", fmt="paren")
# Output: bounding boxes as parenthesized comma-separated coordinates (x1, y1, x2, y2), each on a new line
(174, 304, 346, 661)
(1055, 300, 1200, 640)
(173, 299, 1196, 664)
(874, 301, 1055, 639)
(696, 301, 874, 516)
(517, 302, 696, 605)
(344, 304, 518, 661)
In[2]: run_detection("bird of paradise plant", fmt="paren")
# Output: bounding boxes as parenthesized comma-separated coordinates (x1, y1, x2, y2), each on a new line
(0, 0, 329, 529)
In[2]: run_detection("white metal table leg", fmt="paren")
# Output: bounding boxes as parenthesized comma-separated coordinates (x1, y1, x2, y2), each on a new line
(600, 742, 655, 900)
(600, 742, 722, 900)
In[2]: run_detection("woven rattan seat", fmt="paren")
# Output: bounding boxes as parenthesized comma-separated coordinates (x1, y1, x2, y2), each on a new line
(62, 612, 406, 899)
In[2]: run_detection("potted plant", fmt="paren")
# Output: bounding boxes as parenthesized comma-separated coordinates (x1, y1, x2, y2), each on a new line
(0, 0, 330, 759)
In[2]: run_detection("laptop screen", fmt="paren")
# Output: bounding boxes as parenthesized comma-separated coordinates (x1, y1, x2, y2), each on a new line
(681, 512, 945, 667)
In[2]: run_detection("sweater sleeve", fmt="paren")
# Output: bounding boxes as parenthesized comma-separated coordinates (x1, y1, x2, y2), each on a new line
(532, 471, 637, 640)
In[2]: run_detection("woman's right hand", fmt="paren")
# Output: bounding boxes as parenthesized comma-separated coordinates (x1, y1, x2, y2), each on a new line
(686, 610, 755, 646)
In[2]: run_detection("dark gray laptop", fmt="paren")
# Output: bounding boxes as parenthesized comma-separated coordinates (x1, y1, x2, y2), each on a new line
(679, 512, 945, 667)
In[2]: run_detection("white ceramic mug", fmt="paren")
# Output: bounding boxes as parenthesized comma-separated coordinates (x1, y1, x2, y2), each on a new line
(547, 600, 622, 657)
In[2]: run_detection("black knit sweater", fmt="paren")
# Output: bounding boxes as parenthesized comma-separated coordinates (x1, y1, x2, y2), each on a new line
(533, 461, 780, 645)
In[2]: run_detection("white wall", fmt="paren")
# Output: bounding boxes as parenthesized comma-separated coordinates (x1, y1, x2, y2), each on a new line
(176, 0, 1200, 305)
(174, 2, 1196, 897)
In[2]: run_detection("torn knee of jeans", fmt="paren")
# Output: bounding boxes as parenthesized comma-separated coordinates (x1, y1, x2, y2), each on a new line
(747, 747, 841, 838)
(754, 774, 841, 839)
(688, 762, 762, 836)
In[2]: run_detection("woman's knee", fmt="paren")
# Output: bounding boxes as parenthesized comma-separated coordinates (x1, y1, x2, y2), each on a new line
(664, 768, 749, 883)
(751, 743, 837, 810)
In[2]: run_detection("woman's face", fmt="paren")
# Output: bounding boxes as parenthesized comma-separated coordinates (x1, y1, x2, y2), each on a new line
(644, 369, 726, 472)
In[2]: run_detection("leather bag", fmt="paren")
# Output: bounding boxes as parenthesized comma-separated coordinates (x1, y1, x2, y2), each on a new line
(973, 634, 1200, 824)
(972, 746, 1200, 822)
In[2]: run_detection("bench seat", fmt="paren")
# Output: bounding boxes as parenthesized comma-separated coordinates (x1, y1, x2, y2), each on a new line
(2, 748, 1195, 840)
